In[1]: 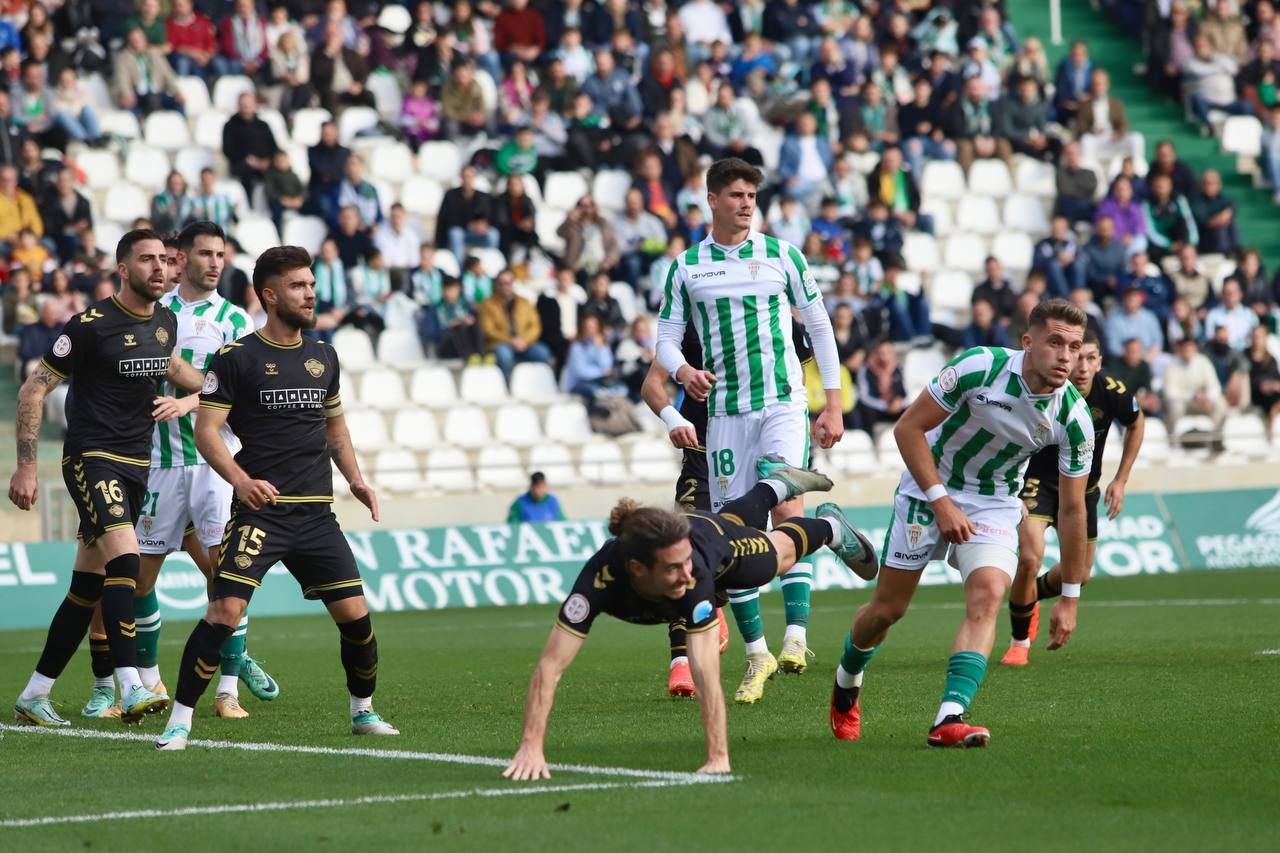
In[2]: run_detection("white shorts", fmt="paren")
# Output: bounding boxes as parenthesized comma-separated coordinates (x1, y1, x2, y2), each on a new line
(880, 489, 1020, 581)
(706, 403, 810, 511)
(136, 464, 233, 554)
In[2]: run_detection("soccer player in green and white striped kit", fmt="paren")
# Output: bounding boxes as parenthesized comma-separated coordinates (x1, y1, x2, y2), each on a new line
(656, 158, 871, 704)
(80, 222, 280, 720)
(828, 299, 1096, 747)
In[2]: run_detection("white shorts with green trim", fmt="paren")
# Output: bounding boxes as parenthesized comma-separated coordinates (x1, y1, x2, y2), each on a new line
(880, 487, 1020, 581)
(136, 464, 233, 555)
(706, 402, 810, 512)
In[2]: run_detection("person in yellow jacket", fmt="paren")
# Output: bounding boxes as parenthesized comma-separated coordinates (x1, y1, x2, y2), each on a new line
(0, 165, 42, 245)
(477, 269, 554, 381)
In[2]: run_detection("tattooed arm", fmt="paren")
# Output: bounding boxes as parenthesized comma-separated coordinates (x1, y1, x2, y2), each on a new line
(166, 354, 206, 394)
(325, 412, 379, 522)
(9, 364, 64, 510)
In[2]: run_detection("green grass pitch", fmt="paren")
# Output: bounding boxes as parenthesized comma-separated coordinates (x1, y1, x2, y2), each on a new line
(3, 568, 1279, 852)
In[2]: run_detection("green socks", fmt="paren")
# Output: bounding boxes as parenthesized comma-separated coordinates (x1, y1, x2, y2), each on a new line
(838, 632, 879, 677)
(220, 616, 249, 676)
(728, 588, 764, 649)
(134, 590, 161, 669)
(780, 556, 813, 630)
(936, 651, 988, 725)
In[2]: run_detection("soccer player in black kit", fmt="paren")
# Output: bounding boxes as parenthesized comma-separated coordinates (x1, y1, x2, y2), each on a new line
(1000, 331, 1146, 666)
(156, 246, 394, 749)
(11, 229, 207, 727)
(503, 462, 877, 780)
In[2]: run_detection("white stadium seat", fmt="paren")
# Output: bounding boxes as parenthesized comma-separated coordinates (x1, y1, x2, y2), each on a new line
(367, 72, 405, 122)
(942, 233, 987, 275)
(459, 365, 509, 406)
(215, 179, 251, 217)
(173, 146, 215, 185)
(920, 160, 966, 201)
(376, 328, 426, 366)
(476, 445, 526, 489)
(424, 447, 473, 492)
(235, 215, 282, 259)
(193, 111, 229, 150)
(332, 327, 376, 372)
(472, 247, 508, 278)
(1015, 158, 1057, 198)
(258, 108, 291, 148)
(124, 145, 171, 191)
(544, 172, 590, 209)
(991, 231, 1035, 273)
(98, 109, 141, 139)
(431, 248, 460, 278)
(417, 141, 463, 184)
(174, 76, 210, 115)
(443, 406, 492, 448)
(967, 158, 1014, 197)
(920, 198, 954, 236)
(929, 270, 975, 316)
(544, 401, 594, 445)
(1220, 115, 1262, 157)
(338, 106, 381, 144)
(369, 142, 415, 184)
(609, 283, 638, 324)
(628, 438, 680, 482)
(103, 184, 150, 224)
(343, 409, 391, 448)
(510, 362, 562, 404)
(291, 108, 333, 147)
(212, 75, 256, 113)
(400, 176, 446, 220)
(76, 149, 121, 191)
(373, 449, 422, 493)
(902, 232, 940, 274)
(494, 404, 545, 448)
(282, 215, 329, 256)
(535, 209, 566, 255)
(528, 444, 582, 486)
(955, 196, 1001, 235)
(409, 365, 458, 408)
(475, 69, 498, 113)
(143, 110, 191, 151)
(391, 408, 440, 451)
(359, 367, 408, 410)
(1002, 194, 1051, 236)
(591, 170, 632, 212)
(578, 442, 627, 484)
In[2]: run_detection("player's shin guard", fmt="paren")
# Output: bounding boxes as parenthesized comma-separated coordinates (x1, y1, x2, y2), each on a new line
(1009, 600, 1035, 643)
(1036, 574, 1062, 601)
(719, 482, 781, 530)
(174, 620, 234, 707)
(668, 622, 687, 662)
(338, 615, 378, 698)
(134, 590, 162, 669)
(101, 553, 141, 668)
(34, 572, 104, 679)
(936, 651, 988, 724)
(775, 516, 835, 558)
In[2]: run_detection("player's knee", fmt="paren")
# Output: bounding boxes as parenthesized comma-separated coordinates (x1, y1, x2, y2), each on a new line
(869, 596, 909, 627)
(206, 596, 246, 627)
(964, 579, 1006, 620)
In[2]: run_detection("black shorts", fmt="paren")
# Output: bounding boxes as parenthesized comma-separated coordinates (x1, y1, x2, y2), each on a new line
(1020, 477, 1101, 541)
(213, 500, 363, 604)
(675, 448, 711, 511)
(707, 515, 779, 604)
(61, 452, 149, 545)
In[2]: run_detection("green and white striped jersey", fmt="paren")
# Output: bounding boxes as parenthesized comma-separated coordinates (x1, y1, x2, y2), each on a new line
(903, 347, 1095, 503)
(658, 232, 819, 417)
(151, 289, 253, 468)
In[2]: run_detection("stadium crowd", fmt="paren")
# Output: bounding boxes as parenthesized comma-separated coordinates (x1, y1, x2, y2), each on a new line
(0, 0, 1278, 443)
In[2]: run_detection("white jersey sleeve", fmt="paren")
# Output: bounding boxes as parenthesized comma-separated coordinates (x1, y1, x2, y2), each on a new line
(927, 347, 997, 413)
(1055, 388, 1095, 479)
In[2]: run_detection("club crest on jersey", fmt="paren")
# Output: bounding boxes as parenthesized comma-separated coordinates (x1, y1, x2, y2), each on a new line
(108, 504, 124, 518)
(304, 358, 325, 378)
(938, 366, 959, 393)
(1035, 419, 1052, 441)
(141, 516, 153, 533)
(908, 523, 924, 548)
(193, 319, 207, 334)
(717, 475, 729, 495)
(749, 261, 761, 279)
(123, 333, 137, 347)
(155, 326, 169, 346)
(265, 363, 279, 376)
(53, 334, 71, 357)
(235, 554, 253, 570)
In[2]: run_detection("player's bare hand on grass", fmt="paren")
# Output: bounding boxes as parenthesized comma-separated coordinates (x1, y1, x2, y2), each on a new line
(1104, 479, 1126, 519)
(503, 747, 551, 781)
(813, 407, 844, 449)
(934, 497, 975, 544)
(8, 465, 38, 510)
(235, 477, 280, 510)
(351, 480, 380, 522)
(697, 756, 731, 775)
(152, 396, 191, 423)
(677, 366, 716, 401)
(1048, 597, 1077, 650)
(668, 425, 698, 449)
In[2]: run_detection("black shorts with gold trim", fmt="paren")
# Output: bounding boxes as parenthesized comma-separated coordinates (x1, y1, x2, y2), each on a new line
(688, 512, 779, 606)
(61, 451, 149, 545)
(675, 447, 710, 511)
(1020, 477, 1101, 541)
(213, 499, 363, 604)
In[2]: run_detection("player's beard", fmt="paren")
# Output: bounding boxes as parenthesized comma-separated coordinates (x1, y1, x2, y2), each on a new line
(127, 271, 165, 304)
(277, 300, 317, 331)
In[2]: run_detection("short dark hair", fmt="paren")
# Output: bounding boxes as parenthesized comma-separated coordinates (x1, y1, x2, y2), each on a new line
(706, 157, 764, 194)
(177, 220, 226, 252)
(1027, 298, 1087, 332)
(252, 245, 313, 303)
(163, 232, 179, 249)
(1082, 329, 1101, 348)
(116, 228, 165, 264)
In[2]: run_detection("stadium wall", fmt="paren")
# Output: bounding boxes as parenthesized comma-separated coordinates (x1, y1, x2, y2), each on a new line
(1, 488, 1277, 631)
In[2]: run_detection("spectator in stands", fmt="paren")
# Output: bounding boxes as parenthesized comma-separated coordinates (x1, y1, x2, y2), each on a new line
(437, 164, 499, 267)
(1201, 0, 1249, 63)
(186, 168, 236, 230)
(972, 256, 1017, 320)
(0, 164, 40, 248)
(612, 187, 667, 290)
(1051, 140, 1097, 224)
(997, 75, 1059, 162)
(264, 149, 305, 233)
(429, 275, 483, 361)
(639, 48, 683, 119)
(1241, 39, 1280, 117)
(307, 121, 349, 221)
(1070, 284, 1108, 342)
(962, 297, 1010, 349)
(1232, 249, 1272, 304)
(409, 244, 443, 306)
(268, 28, 314, 118)
(222, 93, 279, 201)
(1052, 40, 1092, 124)
(702, 82, 763, 165)
(557, 194, 620, 282)
(1120, 250, 1174, 322)
(831, 301, 869, 376)
(644, 234, 684, 312)
(649, 112, 699, 199)
(1105, 285, 1164, 361)
(616, 315, 655, 401)
(311, 236, 348, 343)
(331, 204, 374, 267)
(1167, 295, 1202, 349)
(18, 297, 61, 378)
(335, 153, 382, 231)
(865, 146, 923, 234)
(312, 19, 373, 114)
(39, 167, 91, 262)
(112, 28, 184, 116)
(346, 248, 391, 339)
(581, 49, 643, 135)
(1095, 175, 1148, 257)
(493, 173, 538, 260)
(1149, 0, 1197, 99)
(69, 230, 108, 291)
(217, 238, 251, 306)
(962, 37, 1002, 102)
(561, 312, 620, 405)
(1205, 278, 1258, 350)
(1149, 140, 1198, 198)
(579, 271, 626, 341)
(219, 0, 270, 80)
(1083, 215, 1128, 302)
(1184, 32, 1253, 131)
(1032, 214, 1085, 299)
(507, 472, 564, 524)
(851, 198, 904, 260)
(1165, 335, 1228, 446)
(166, 0, 217, 80)
(11, 61, 57, 148)
(441, 58, 490, 140)
(947, 74, 1000, 174)
(1112, 336, 1163, 414)
(1189, 169, 1239, 256)
(498, 61, 536, 129)
(124, 0, 167, 48)
(527, 91, 567, 168)
(631, 150, 678, 230)
(1170, 243, 1214, 311)
(874, 255, 930, 344)
(398, 79, 440, 151)
(479, 268, 553, 381)
(496, 125, 538, 178)
(896, 76, 952, 177)
(10, 225, 49, 275)
(50, 69, 103, 147)
(848, 79, 899, 153)
(1, 266, 36, 334)
(15, 139, 56, 197)
(537, 267, 581, 365)
(778, 111, 833, 213)
(1075, 68, 1143, 164)
(855, 339, 907, 434)
(1143, 173, 1198, 263)
(678, 0, 732, 58)
(1246, 324, 1280, 432)
(494, 0, 547, 68)
(374, 203, 420, 291)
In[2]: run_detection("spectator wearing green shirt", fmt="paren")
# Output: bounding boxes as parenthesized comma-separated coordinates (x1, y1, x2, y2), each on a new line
(496, 126, 539, 177)
(507, 472, 566, 524)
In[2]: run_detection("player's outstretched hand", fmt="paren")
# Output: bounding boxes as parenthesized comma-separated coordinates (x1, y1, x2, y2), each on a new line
(669, 425, 698, 449)
(8, 466, 38, 511)
(813, 407, 844, 449)
(678, 368, 716, 401)
(697, 756, 731, 775)
(351, 480, 380, 522)
(1104, 479, 1126, 520)
(235, 478, 280, 510)
(933, 497, 975, 544)
(502, 746, 551, 781)
(1047, 597, 1078, 651)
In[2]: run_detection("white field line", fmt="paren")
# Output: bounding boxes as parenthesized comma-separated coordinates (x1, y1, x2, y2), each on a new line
(0, 724, 732, 784)
(1257, 649, 1280, 655)
(0, 779, 692, 829)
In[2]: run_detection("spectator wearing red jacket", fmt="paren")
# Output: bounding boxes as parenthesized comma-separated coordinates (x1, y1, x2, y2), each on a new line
(166, 0, 218, 80)
(493, 0, 547, 68)
(218, 0, 270, 81)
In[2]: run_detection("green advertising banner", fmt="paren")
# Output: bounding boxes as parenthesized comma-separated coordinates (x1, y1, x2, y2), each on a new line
(0, 490, 1274, 632)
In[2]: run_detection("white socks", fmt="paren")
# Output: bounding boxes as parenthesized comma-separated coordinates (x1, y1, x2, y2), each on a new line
(139, 665, 161, 690)
(217, 675, 239, 697)
(168, 701, 194, 729)
(783, 624, 807, 643)
(743, 638, 769, 656)
(761, 478, 788, 503)
(670, 656, 689, 668)
(116, 666, 142, 695)
(1011, 638, 1031, 649)
(835, 664, 864, 689)
(20, 672, 56, 702)
(350, 694, 373, 716)
(93, 675, 114, 690)
(934, 701, 965, 727)
(824, 516, 844, 546)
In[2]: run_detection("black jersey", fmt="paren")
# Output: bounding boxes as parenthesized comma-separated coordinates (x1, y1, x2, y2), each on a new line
(555, 512, 744, 637)
(1024, 370, 1140, 489)
(200, 331, 343, 501)
(40, 296, 177, 463)
(675, 322, 814, 443)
